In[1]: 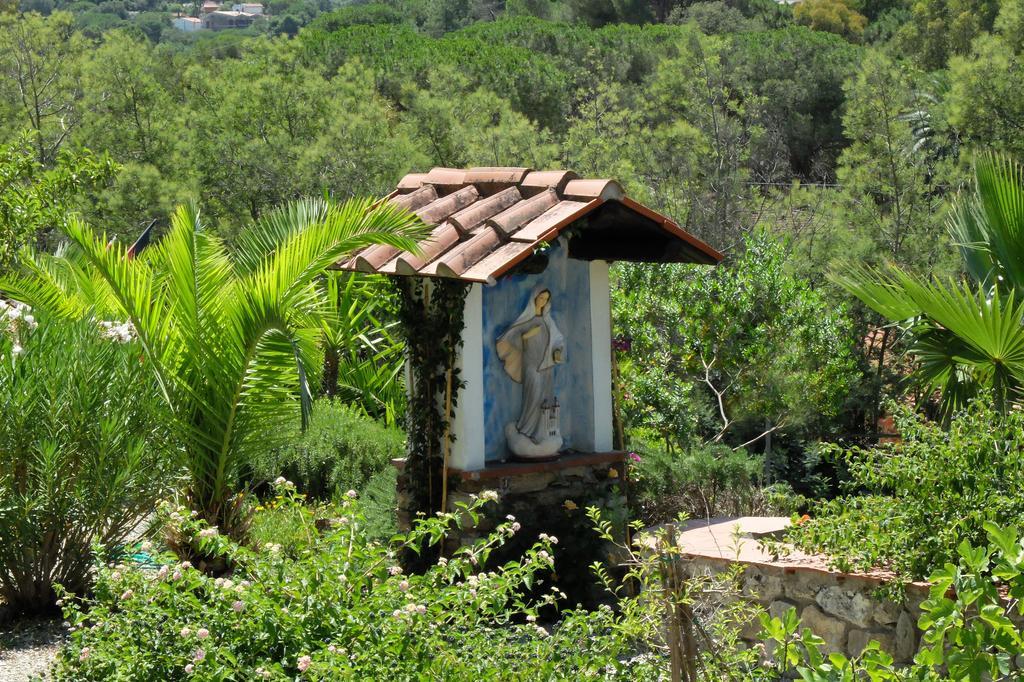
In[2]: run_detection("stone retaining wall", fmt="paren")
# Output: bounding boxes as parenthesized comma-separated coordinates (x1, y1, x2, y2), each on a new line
(680, 552, 929, 663)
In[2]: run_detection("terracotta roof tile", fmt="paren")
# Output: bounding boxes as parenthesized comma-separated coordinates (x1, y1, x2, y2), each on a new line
(512, 200, 590, 243)
(416, 185, 479, 225)
(424, 167, 466, 191)
(563, 178, 623, 201)
(391, 184, 437, 211)
(396, 173, 428, 191)
(520, 170, 578, 197)
(464, 167, 531, 188)
(460, 241, 536, 282)
(388, 223, 461, 273)
(449, 186, 522, 235)
(487, 188, 559, 238)
(337, 166, 721, 283)
(425, 226, 503, 277)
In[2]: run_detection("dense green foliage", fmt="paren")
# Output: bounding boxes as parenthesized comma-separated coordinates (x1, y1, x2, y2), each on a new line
(629, 440, 800, 523)
(318, 273, 406, 424)
(614, 232, 858, 494)
(765, 524, 1024, 680)
(9, 0, 1024, 674)
(2, 198, 424, 542)
(0, 313, 176, 617)
(1, 0, 1004, 470)
(783, 400, 1024, 582)
(839, 155, 1024, 418)
(0, 134, 114, 270)
(250, 400, 405, 501)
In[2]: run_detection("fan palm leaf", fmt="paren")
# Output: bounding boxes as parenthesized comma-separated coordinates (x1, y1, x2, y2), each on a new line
(836, 153, 1024, 415)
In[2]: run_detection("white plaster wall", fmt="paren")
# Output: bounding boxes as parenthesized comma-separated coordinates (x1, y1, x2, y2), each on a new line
(448, 283, 486, 470)
(588, 260, 614, 452)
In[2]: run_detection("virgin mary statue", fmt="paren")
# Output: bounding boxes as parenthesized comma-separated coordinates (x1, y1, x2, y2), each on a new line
(496, 287, 566, 459)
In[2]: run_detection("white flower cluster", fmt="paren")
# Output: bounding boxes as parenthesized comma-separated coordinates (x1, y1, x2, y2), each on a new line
(1, 300, 36, 356)
(99, 319, 136, 343)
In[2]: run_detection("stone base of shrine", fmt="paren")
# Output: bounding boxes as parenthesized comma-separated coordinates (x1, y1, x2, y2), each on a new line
(393, 451, 629, 607)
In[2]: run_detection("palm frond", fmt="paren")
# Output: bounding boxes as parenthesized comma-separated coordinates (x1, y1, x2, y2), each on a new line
(60, 217, 179, 402)
(831, 264, 923, 321)
(970, 153, 1024, 291)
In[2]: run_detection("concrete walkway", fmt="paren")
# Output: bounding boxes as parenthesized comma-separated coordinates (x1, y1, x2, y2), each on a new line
(674, 516, 896, 579)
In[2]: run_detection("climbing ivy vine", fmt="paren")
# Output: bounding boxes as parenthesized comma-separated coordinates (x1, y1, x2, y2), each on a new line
(392, 276, 469, 523)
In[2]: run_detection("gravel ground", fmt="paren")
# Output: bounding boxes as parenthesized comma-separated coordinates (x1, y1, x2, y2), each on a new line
(0, 617, 64, 682)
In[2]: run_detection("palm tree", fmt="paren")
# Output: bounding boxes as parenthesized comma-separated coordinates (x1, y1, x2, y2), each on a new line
(835, 154, 1024, 417)
(318, 271, 406, 425)
(2, 198, 424, 539)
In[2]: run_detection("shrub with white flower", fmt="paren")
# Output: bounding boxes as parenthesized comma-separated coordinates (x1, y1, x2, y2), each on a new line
(48, 494, 674, 681)
(97, 320, 136, 343)
(0, 299, 37, 358)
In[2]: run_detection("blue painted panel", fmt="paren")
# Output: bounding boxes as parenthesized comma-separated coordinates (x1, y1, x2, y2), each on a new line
(481, 241, 595, 462)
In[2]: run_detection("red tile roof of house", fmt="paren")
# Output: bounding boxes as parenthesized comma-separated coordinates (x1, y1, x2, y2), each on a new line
(338, 167, 723, 284)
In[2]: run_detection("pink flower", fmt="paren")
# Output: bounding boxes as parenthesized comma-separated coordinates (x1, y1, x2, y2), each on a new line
(180, 627, 191, 638)
(185, 664, 194, 674)
(629, 452, 642, 463)
(232, 600, 244, 613)
(79, 647, 91, 662)
(398, 580, 409, 592)
(193, 648, 205, 662)
(196, 628, 209, 640)
(297, 655, 312, 672)
(120, 589, 133, 601)
(388, 566, 403, 576)
(198, 527, 218, 538)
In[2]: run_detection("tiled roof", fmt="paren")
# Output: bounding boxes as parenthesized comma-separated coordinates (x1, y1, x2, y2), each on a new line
(338, 167, 722, 284)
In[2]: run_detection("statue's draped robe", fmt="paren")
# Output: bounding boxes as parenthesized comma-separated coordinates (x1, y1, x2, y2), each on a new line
(497, 314, 564, 444)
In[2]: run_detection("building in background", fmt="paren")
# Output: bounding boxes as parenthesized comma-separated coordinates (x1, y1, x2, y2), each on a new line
(202, 10, 256, 29)
(171, 15, 202, 30)
(231, 3, 264, 14)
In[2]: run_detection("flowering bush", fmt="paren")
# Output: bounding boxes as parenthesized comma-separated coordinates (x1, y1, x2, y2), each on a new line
(0, 297, 36, 355)
(50, 484, 668, 680)
(0, 315, 176, 616)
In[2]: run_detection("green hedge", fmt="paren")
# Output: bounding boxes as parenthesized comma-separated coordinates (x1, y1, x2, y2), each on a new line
(250, 400, 405, 502)
(630, 436, 799, 524)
